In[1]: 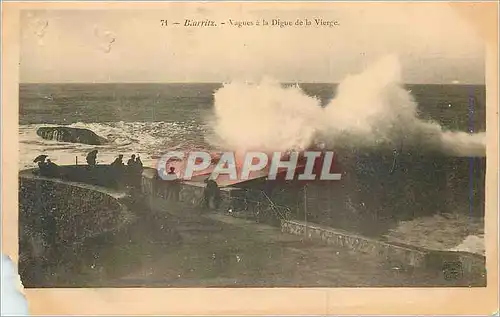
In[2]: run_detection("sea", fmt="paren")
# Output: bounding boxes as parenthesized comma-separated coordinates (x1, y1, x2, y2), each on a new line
(19, 83, 486, 170)
(18, 82, 487, 255)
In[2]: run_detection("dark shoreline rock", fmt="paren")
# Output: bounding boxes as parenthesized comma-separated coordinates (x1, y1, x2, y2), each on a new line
(36, 126, 108, 145)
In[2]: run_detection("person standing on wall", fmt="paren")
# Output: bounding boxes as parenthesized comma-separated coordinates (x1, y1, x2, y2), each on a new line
(203, 178, 220, 210)
(110, 154, 125, 188)
(126, 154, 137, 189)
(86, 150, 98, 167)
(165, 167, 180, 202)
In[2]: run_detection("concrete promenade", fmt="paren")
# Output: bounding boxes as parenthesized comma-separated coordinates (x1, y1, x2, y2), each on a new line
(40, 198, 484, 288)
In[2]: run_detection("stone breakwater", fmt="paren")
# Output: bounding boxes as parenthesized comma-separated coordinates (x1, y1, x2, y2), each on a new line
(280, 219, 486, 276)
(17, 162, 486, 282)
(141, 167, 238, 212)
(140, 167, 486, 277)
(19, 170, 135, 265)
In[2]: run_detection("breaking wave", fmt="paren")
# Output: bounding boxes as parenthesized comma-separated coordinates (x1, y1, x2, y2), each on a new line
(209, 55, 486, 157)
(18, 121, 207, 170)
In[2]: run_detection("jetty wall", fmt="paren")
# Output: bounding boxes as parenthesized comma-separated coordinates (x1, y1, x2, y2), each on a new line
(18, 169, 135, 266)
(36, 165, 125, 188)
(140, 158, 486, 277)
(141, 167, 240, 212)
(17, 159, 485, 279)
(264, 152, 486, 237)
(280, 219, 485, 276)
(139, 167, 485, 276)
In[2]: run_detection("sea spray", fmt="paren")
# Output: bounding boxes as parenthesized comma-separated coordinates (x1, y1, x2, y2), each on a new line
(320, 54, 414, 147)
(210, 55, 486, 157)
(19, 121, 207, 170)
(210, 77, 323, 153)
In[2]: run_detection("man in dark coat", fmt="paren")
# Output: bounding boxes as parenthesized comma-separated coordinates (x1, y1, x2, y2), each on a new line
(86, 150, 98, 166)
(203, 179, 220, 210)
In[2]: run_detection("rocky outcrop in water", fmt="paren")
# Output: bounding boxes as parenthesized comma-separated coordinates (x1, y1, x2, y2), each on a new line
(36, 126, 108, 145)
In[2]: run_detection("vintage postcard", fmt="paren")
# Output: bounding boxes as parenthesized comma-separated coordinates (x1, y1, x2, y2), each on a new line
(2, 1, 498, 315)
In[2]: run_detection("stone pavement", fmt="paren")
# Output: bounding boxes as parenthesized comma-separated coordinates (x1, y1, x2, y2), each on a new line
(39, 198, 485, 288)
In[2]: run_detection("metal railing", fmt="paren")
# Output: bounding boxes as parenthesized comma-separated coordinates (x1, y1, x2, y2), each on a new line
(227, 189, 292, 222)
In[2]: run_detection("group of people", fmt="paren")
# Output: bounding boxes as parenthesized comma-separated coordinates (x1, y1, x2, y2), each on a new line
(34, 150, 222, 210)
(84, 150, 143, 170)
(35, 150, 144, 189)
(33, 155, 59, 177)
(109, 153, 144, 189)
(110, 153, 143, 171)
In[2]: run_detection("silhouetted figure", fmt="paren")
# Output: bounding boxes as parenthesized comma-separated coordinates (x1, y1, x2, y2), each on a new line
(389, 148, 400, 174)
(34, 154, 48, 163)
(86, 150, 98, 166)
(45, 159, 59, 177)
(110, 154, 125, 188)
(127, 154, 136, 168)
(203, 179, 220, 210)
(165, 167, 180, 202)
(126, 154, 143, 190)
(125, 154, 136, 188)
(135, 155, 143, 170)
(111, 154, 124, 167)
(133, 155, 144, 189)
(33, 155, 58, 177)
(33, 155, 48, 176)
(37, 162, 48, 176)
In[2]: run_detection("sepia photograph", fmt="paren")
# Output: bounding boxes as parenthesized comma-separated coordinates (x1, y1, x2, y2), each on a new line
(14, 2, 491, 292)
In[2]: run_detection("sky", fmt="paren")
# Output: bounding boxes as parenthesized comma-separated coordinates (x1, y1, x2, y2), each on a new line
(20, 3, 486, 84)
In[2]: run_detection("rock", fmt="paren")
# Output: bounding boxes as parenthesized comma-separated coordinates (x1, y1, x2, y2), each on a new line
(36, 126, 108, 145)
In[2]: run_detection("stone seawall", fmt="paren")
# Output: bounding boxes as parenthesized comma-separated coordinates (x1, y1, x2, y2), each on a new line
(19, 171, 135, 264)
(264, 154, 486, 237)
(281, 219, 486, 276)
(141, 168, 241, 212)
(141, 167, 486, 276)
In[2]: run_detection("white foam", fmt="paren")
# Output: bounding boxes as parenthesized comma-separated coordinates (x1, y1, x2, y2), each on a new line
(210, 55, 486, 156)
(449, 235, 485, 255)
(18, 121, 204, 170)
(385, 213, 485, 255)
